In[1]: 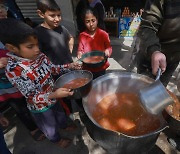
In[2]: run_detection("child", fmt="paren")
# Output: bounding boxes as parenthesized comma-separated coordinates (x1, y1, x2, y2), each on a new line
(0, 1, 45, 142)
(0, 49, 45, 141)
(0, 18, 81, 148)
(0, 2, 8, 20)
(77, 7, 112, 79)
(0, 49, 22, 103)
(0, 1, 8, 48)
(0, 112, 11, 154)
(35, 0, 75, 113)
(35, 0, 73, 67)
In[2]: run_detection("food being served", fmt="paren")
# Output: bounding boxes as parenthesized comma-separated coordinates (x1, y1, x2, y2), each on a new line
(62, 78, 89, 89)
(166, 91, 180, 121)
(83, 56, 104, 64)
(92, 93, 161, 136)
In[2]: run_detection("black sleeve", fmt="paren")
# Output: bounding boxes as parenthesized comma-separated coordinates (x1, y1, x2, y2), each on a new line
(137, 0, 163, 57)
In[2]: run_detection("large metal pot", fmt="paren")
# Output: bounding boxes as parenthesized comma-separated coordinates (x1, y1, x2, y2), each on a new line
(54, 70, 93, 99)
(82, 72, 167, 154)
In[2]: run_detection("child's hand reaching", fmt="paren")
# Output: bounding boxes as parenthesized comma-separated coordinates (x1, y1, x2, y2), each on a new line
(51, 88, 73, 99)
(104, 49, 110, 57)
(77, 52, 83, 59)
(68, 62, 82, 70)
(0, 57, 8, 69)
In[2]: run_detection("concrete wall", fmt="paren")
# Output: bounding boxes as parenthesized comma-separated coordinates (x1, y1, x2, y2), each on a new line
(55, 0, 77, 37)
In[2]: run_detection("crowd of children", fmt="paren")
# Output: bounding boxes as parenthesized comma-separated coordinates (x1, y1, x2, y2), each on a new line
(0, 0, 112, 151)
(0, 0, 180, 153)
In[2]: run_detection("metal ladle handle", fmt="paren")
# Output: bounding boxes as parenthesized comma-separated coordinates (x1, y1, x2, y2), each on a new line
(155, 68, 161, 81)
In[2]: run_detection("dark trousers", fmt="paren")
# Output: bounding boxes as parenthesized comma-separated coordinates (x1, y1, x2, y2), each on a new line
(92, 70, 106, 79)
(8, 97, 37, 131)
(0, 127, 11, 154)
(31, 103, 67, 142)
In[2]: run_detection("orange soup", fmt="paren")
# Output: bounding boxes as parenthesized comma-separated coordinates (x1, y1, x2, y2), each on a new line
(92, 93, 161, 136)
(62, 78, 89, 89)
(83, 56, 104, 63)
(166, 91, 180, 120)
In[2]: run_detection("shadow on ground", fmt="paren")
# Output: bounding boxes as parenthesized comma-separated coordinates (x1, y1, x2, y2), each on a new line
(11, 117, 89, 154)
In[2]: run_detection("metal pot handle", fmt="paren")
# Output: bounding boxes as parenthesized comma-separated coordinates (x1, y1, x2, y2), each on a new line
(155, 68, 161, 81)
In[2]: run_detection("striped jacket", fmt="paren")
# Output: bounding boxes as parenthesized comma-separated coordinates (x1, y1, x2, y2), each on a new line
(5, 52, 69, 113)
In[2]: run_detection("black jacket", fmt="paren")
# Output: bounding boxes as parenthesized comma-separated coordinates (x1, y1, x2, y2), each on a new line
(138, 0, 180, 62)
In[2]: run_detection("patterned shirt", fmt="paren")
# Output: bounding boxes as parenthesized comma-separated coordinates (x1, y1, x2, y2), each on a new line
(5, 52, 69, 113)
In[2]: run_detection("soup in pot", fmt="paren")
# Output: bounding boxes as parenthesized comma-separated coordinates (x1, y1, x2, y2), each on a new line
(166, 91, 180, 121)
(62, 78, 89, 89)
(92, 93, 161, 136)
(83, 56, 104, 63)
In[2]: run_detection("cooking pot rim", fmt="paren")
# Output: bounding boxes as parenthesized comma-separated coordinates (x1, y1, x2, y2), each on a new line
(80, 50, 107, 67)
(164, 108, 180, 122)
(53, 70, 93, 90)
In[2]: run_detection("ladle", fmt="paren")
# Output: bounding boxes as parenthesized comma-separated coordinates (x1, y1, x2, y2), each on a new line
(139, 68, 174, 115)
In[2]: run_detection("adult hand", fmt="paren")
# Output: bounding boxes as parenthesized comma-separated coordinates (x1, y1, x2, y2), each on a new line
(0, 57, 8, 68)
(151, 51, 166, 75)
(0, 116, 9, 127)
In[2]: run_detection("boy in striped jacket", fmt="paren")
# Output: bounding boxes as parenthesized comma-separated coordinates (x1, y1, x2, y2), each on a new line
(0, 18, 81, 148)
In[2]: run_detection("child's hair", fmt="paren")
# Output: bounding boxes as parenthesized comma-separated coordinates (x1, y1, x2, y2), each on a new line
(81, 7, 99, 22)
(0, 18, 37, 47)
(36, 0, 60, 14)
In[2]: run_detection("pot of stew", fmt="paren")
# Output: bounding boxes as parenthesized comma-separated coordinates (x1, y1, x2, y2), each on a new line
(79, 50, 107, 68)
(163, 92, 180, 135)
(54, 70, 93, 99)
(81, 72, 167, 154)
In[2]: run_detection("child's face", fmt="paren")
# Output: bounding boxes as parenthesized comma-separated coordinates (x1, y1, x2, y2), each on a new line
(84, 13, 98, 33)
(40, 10, 61, 29)
(0, 4, 8, 19)
(14, 36, 40, 60)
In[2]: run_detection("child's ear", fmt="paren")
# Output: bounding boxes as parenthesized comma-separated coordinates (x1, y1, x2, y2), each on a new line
(5, 44, 18, 53)
(37, 10, 44, 18)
